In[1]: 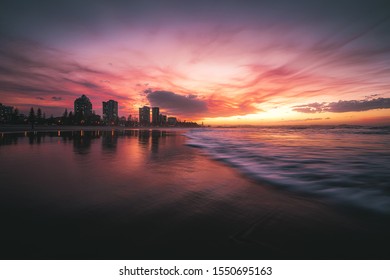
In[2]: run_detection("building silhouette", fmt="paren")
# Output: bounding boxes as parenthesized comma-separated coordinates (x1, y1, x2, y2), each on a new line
(152, 107, 159, 125)
(0, 103, 13, 123)
(103, 100, 118, 125)
(167, 117, 177, 126)
(74, 95, 92, 117)
(160, 114, 167, 126)
(139, 106, 150, 126)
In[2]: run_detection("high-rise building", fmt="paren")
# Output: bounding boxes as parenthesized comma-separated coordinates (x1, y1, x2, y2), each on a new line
(152, 107, 159, 125)
(0, 103, 13, 123)
(139, 106, 150, 126)
(74, 95, 92, 116)
(103, 100, 118, 124)
(161, 114, 167, 125)
(167, 117, 177, 126)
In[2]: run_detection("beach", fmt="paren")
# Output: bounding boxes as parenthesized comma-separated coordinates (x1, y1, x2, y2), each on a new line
(1, 127, 390, 259)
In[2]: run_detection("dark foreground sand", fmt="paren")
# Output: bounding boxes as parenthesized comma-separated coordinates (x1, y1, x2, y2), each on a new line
(1, 129, 390, 259)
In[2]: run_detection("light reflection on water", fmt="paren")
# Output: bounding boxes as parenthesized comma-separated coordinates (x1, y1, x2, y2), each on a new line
(0, 129, 243, 214)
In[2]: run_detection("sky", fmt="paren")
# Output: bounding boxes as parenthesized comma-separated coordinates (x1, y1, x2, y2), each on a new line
(1, 0, 390, 125)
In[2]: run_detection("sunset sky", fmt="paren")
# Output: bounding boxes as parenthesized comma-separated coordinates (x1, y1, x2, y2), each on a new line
(1, 0, 390, 125)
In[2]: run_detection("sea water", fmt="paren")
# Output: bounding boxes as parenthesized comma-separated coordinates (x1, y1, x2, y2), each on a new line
(186, 126, 390, 213)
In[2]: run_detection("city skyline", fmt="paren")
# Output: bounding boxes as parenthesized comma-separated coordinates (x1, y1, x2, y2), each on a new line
(1, 0, 390, 125)
(1, 95, 192, 127)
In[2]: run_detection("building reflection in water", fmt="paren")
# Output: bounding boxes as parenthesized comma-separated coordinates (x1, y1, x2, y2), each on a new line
(102, 130, 118, 152)
(28, 132, 43, 145)
(72, 130, 100, 155)
(0, 132, 19, 146)
(138, 130, 150, 147)
(0, 129, 173, 156)
(151, 130, 161, 154)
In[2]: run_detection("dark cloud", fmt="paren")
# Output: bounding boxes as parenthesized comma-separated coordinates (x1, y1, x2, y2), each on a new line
(0, 38, 112, 88)
(36, 97, 45, 100)
(292, 102, 327, 113)
(365, 94, 381, 99)
(0, 80, 73, 96)
(143, 88, 153, 94)
(147, 90, 208, 116)
(330, 98, 390, 112)
(66, 62, 105, 75)
(68, 79, 100, 90)
(52, 96, 62, 101)
(63, 79, 111, 95)
(293, 98, 390, 113)
(187, 94, 198, 99)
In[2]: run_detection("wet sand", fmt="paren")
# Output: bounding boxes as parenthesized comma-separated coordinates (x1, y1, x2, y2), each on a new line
(1, 130, 390, 259)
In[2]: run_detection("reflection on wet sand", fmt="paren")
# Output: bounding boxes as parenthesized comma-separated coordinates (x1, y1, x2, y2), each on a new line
(1, 129, 169, 152)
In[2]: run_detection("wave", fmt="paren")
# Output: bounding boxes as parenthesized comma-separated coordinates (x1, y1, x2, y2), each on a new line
(185, 128, 390, 214)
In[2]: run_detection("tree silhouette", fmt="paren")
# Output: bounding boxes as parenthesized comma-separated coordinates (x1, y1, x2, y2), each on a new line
(68, 111, 73, 125)
(12, 108, 19, 122)
(37, 108, 42, 124)
(62, 109, 68, 125)
(49, 114, 54, 125)
(28, 107, 35, 129)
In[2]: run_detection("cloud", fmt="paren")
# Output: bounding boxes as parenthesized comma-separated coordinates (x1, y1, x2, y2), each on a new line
(292, 102, 327, 113)
(147, 90, 208, 116)
(205, 91, 264, 118)
(0, 37, 128, 111)
(282, 117, 324, 123)
(143, 88, 153, 95)
(304, 118, 323, 121)
(67, 79, 101, 90)
(329, 98, 390, 112)
(187, 94, 198, 99)
(365, 93, 381, 100)
(293, 98, 390, 113)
